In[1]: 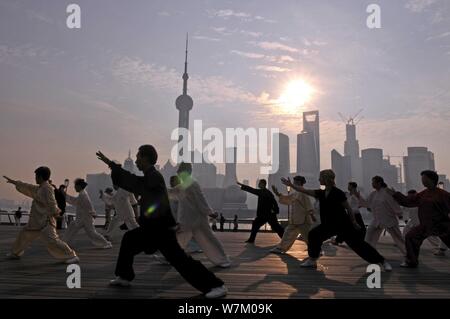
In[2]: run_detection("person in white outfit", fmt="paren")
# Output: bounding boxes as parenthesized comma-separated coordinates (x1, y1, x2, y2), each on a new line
(403, 189, 448, 256)
(3, 167, 78, 264)
(63, 178, 112, 249)
(169, 163, 231, 268)
(359, 176, 406, 256)
(100, 185, 140, 241)
(270, 175, 315, 254)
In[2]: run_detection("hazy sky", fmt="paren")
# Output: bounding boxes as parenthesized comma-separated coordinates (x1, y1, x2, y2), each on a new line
(1, 0, 450, 201)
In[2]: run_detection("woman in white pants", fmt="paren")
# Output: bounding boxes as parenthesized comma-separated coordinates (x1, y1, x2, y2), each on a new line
(359, 176, 406, 256)
(100, 186, 140, 240)
(403, 189, 448, 256)
(170, 163, 231, 268)
(63, 179, 112, 249)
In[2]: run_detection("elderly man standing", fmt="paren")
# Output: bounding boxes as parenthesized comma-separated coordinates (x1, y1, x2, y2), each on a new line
(271, 176, 315, 254)
(3, 167, 78, 263)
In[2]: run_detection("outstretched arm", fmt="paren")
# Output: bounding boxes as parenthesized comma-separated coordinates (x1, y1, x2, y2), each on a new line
(97, 151, 146, 195)
(237, 181, 260, 196)
(280, 177, 316, 198)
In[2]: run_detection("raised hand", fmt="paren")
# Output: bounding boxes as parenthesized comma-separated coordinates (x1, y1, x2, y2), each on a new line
(236, 181, 244, 187)
(96, 151, 112, 166)
(3, 176, 17, 185)
(280, 177, 293, 187)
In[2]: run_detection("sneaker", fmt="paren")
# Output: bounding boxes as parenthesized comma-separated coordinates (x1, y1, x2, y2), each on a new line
(300, 258, 317, 268)
(205, 285, 228, 299)
(331, 238, 340, 246)
(380, 261, 392, 272)
(6, 252, 21, 260)
(65, 256, 80, 264)
(218, 262, 231, 268)
(269, 247, 285, 255)
(109, 277, 131, 287)
(400, 261, 417, 268)
(102, 242, 113, 249)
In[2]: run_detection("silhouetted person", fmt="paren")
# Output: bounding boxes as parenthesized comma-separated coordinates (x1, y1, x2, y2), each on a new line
(53, 184, 67, 229)
(14, 206, 22, 227)
(237, 179, 284, 244)
(169, 163, 230, 267)
(403, 189, 448, 256)
(63, 179, 112, 249)
(101, 188, 114, 229)
(390, 170, 450, 268)
(233, 215, 238, 232)
(271, 176, 315, 254)
(219, 214, 225, 232)
(282, 170, 391, 271)
(332, 182, 366, 245)
(358, 176, 406, 256)
(3, 167, 78, 263)
(96, 146, 227, 298)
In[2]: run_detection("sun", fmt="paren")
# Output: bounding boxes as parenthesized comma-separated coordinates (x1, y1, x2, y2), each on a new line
(277, 79, 314, 114)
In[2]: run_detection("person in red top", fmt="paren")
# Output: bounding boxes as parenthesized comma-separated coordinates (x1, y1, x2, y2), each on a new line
(390, 170, 450, 268)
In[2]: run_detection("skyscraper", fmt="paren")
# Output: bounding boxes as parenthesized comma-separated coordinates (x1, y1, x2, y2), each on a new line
(175, 34, 193, 159)
(297, 110, 320, 187)
(268, 132, 290, 191)
(404, 147, 435, 191)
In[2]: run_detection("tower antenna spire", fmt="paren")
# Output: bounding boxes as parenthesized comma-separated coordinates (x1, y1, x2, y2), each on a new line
(182, 33, 189, 95)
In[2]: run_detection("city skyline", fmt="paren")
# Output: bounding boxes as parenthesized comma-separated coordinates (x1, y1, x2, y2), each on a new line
(1, 0, 450, 202)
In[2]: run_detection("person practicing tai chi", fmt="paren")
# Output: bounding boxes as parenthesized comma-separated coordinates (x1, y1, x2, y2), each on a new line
(63, 178, 112, 249)
(96, 145, 227, 298)
(3, 167, 78, 264)
(168, 163, 230, 267)
(281, 169, 392, 271)
(237, 179, 284, 244)
(403, 189, 448, 256)
(389, 170, 450, 268)
(332, 182, 366, 245)
(100, 185, 140, 241)
(271, 175, 315, 254)
(358, 176, 406, 256)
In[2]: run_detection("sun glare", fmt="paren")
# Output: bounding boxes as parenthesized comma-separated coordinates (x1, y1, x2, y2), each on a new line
(277, 79, 314, 114)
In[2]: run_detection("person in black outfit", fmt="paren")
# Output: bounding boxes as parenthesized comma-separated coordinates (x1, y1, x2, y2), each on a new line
(237, 179, 284, 244)
(53, 185, 67, 229)
(281, 169, 392, 271)
(219, 214, 225, 232)
(96, 145, 227, 298)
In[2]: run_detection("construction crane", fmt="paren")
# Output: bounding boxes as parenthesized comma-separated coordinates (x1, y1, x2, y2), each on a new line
(338, 108, 364, 125)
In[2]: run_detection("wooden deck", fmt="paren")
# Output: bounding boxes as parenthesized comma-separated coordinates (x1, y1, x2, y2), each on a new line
(0, 225, 449, 299)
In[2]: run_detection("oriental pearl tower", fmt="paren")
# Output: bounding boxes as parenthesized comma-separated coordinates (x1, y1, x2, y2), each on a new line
(175, 34, 193, 158)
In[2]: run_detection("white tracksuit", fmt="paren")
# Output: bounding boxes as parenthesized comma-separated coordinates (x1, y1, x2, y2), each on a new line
(63, 190, 111, 247)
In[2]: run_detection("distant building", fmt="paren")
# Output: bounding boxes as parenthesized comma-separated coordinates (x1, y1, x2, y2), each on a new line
(404, 147, 435, 192)
(297, 111, 320, 187)
(268, 132, 290, 191)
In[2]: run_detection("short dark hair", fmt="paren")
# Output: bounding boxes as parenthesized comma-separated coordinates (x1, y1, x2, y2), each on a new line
(34, 166, 51, 181)
(372, 176, 387, 188)
(348, 182, 358, 189)
(178, 162, 192, 174)
(138, 144, 158, 165)
(407, 189, 417, 194)
(421, 170, 439, 186)
(74, 178, 88, 189)
(293, 175, 306, 185)
(259, 179, 267, 186)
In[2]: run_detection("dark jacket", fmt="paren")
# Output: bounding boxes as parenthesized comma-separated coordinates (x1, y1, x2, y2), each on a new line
(240, 185, 280, 217)
(110, 163, 176, 229)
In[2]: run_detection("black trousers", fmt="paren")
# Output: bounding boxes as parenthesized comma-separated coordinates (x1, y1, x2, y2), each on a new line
(115, 226, 224, 293)
(248, 214, 284, 242)
(335, 213, 366, 244)
(308, 220, 384, 264)
(405, 223, 450, 266)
